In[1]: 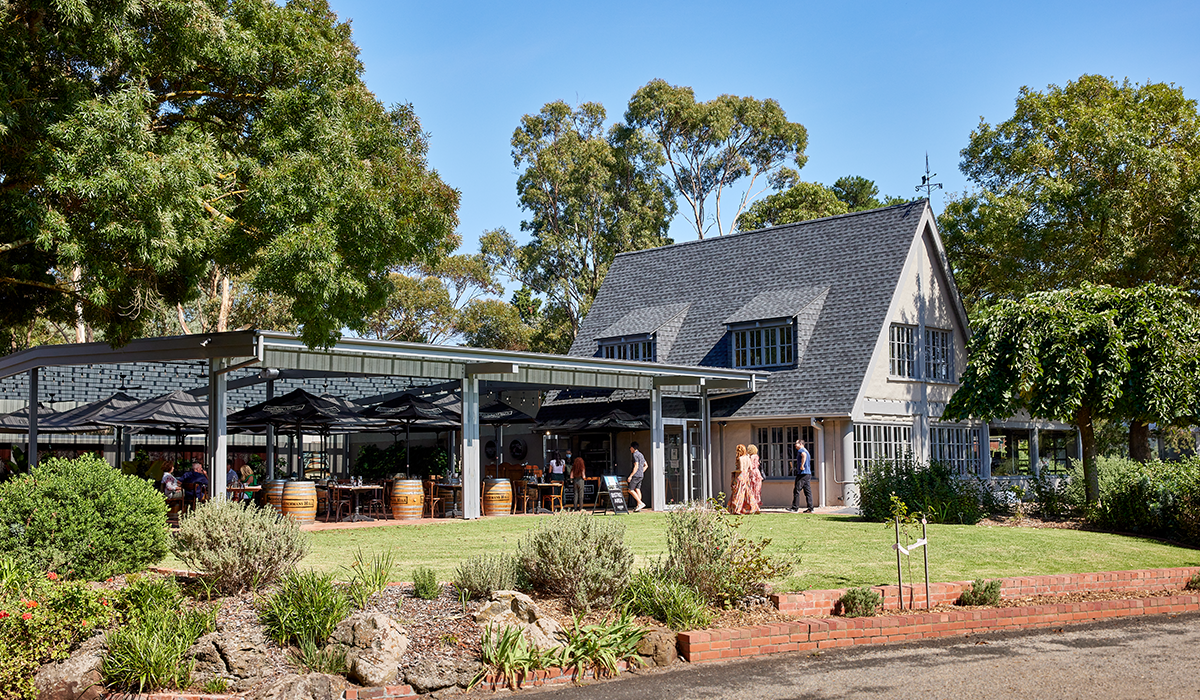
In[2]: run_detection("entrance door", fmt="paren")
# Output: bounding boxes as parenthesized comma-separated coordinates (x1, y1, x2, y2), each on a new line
(687, 422, 705, 502)
(665, 426, 684, 505)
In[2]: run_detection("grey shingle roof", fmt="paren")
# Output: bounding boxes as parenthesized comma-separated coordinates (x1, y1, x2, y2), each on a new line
(568, 200, 930, 417)
(723, 286, 828, 325)
(600, 303, 690, 338)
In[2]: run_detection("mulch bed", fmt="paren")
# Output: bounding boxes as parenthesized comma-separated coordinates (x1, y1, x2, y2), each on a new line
(370, 584, 482, 679)
(976, 515, 1088, 529)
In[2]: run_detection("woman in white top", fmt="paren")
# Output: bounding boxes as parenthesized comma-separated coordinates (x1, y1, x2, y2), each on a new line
(161, 462, 183, 501)
(547, 452, 567, 483)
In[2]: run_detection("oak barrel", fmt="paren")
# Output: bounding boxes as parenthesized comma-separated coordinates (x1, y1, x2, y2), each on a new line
(483, 478, 512, 517)
(281, 480, 317, 525)
(390, 479, 425, 520)
(264, 479, 287, 514)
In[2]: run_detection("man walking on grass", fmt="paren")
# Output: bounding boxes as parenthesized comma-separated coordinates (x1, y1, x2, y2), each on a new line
(629, 442, 647, 512)
(790, 438, 813, 513)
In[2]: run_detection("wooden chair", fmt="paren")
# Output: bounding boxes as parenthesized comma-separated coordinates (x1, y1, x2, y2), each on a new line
(423, 480, 444, 519)
(363, 485, 387, 518)
(513, 480, 536, 514)
(542, 482, 564, 513)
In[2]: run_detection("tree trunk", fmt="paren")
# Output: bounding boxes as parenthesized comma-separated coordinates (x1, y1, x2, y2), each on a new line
(1076, 406, 1100, 505)
(218, 274, 232, 332)
(1128, 419, 1151, 462)
(176, 303, 190, 334)
(72, 265, 85, 343)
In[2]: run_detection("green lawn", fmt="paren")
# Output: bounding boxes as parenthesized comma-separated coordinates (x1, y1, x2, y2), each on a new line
(159, 513, 1200, 592)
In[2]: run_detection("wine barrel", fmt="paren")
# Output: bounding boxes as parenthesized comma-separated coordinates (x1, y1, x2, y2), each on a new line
(483, 478, 512, 517)
(390, 479, 425, 520)
(264, 479, 287, 514)
(281, 480, 317, 525)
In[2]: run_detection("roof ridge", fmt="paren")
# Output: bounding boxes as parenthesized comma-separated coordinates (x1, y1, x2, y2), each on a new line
(614, 198, 928, 259)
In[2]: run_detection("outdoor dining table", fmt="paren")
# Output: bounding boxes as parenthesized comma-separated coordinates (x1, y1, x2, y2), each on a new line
(532, 481, 564, 514)
(226, 485, 262, 500)
(328, 483, 385, 522)
(441, 482, 464, 518)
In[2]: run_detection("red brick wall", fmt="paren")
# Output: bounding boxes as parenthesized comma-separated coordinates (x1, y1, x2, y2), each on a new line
(771, 567, 1200, 616)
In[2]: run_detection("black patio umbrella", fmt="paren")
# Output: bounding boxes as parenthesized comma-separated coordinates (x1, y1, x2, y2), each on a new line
(0, 404, 59, 433)
(584, 409, 649, 431)
(97, 390, 214, 462)
(39, 392, 141, 431)
(228, 389, 385, 477)
(361, 393, 459, 472)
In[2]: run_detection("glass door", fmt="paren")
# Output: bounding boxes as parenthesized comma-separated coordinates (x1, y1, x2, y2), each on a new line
(687, 422, 704, 502)
(665, 426, 685, 505)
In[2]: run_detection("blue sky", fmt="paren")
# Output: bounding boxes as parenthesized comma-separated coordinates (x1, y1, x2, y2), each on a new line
(328, 0, 1200, 257)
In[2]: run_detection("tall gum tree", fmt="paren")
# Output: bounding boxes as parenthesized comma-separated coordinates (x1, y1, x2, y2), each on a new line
(0, 0, 459, 349)
(942, 284, 1200, 505)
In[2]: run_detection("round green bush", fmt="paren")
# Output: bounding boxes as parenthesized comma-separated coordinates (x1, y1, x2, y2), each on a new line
(0, 455, 169, 580)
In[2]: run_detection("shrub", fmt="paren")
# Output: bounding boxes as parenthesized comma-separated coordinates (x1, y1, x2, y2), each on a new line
(103, 601, 217, 692)
(477, 624, 552, 690)
(172, 500, 309, 594)
(555, 612, 646, 678)
(0, 558, 114, 700)
(837, 587, 880, 617)
(1073, 456, 1200, 546)
(413, 566, 441, 600)
(259, 570, 351, 648)
(343, 548, 396, 608)
(661, 500, 790, 607)
(516, 511, 632, 611)
(619, 566, 712, 631)
(293, 635, 349, 674)
(1186, 573, 1200, 591)
(1029, 470, 1074, 520)
(453, 553, 522, 601)
(958, 578, 1002, 606)
(856, 456, 990, 524)
(0, 455, 168, 579)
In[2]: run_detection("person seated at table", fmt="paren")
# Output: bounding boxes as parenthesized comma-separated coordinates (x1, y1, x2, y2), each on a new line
(226, 462, 241, 488)
(160, 462, 184, 502)
(547, 452, 566, 483)
(178, 462, 209, 503)
(239, 462, 255, 486)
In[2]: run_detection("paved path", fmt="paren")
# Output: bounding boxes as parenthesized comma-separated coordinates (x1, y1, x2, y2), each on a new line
(521, 612, 1200, 700)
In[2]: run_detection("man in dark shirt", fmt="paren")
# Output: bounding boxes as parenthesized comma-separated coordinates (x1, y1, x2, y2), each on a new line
(178, 462, 209, 503)
(790, 439, 813, 513)
(629, 442, 647, 512)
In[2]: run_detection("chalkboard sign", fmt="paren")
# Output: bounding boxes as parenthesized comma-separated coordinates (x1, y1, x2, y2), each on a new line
(599, 475, 628, 515)
(562, 479, 597, 504)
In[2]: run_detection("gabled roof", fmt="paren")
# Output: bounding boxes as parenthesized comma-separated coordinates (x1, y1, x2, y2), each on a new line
(600, 303, 690, 338)
(569, 200, 934, 417)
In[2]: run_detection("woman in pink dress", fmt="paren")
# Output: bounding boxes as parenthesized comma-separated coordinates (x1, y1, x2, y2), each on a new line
(746, 444, 764, 509)
(729, 444, 759, 514)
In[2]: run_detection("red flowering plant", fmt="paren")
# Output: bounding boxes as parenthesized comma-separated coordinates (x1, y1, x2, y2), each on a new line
(1, 558, 114, 700)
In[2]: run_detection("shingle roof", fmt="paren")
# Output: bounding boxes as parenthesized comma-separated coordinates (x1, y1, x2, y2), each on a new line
(568, 200, 930, 417)
(600, 303, 690, 338)
(723, 286, 828, 325)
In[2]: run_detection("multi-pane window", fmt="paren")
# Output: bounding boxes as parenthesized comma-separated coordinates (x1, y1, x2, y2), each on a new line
(601, 339, 654, 361)
(925, 328, 953, 381)
(732, 325, 794, 369)
(1039, 431, 1074, 474)
(754, 425, 815, 478)
(930, 425, 982, 476)
(889, 324, 917, 378)
(853, 423, 913, 472)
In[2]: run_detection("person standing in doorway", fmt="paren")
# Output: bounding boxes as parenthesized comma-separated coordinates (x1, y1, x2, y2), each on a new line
(569, 448, 586, 511)
(790, 439, 813, 512)
(547, 452, 566, 483)
(628, 442, 647, 512)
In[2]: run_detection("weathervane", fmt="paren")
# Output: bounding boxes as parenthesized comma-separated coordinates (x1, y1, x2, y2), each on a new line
(915, 153, 943, 200)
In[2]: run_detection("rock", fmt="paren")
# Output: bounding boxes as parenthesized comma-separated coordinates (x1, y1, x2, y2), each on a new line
(187, 630, 269, 683)
(253, 672, 347, 700)
(34, 633, 106, 700)
(327, 612, 408, 687)
(475, 591, 564, 651)
(636, 626, 678, 667)
(405, 659, 458, 694)
(188, 632, 226, 679)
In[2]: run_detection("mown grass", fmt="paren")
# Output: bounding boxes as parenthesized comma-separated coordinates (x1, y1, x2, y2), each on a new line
(158, 513, 1200, 592)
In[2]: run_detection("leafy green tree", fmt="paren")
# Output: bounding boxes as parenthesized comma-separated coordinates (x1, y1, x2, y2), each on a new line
(483, 101, 674, 350)
(456, 299, 533, 351)
(832, 176, 882, 211)
(0, 0, 459, 349)
(736, 170, 848, 230)
(940, 75, 1200, 313)
(361, 251, 502, 344)
(942, 284, 1200, 504)
(623, 79, 808, 238)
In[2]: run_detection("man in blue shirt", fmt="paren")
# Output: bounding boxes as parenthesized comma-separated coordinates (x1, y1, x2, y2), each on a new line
(790, 439, 813, 513)
(178, 461, 210, 504)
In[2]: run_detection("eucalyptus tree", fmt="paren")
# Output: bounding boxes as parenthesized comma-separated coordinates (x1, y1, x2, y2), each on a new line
(483, 101, 674, 351)
(0, 0, 459, 349)
(942, 284, 1200, 504)
(623, 79, 808, 238)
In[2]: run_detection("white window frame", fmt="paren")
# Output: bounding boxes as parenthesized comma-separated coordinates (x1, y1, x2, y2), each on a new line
(929, 424, 981, 476)
(853, 423, 913, 472)
(889, 324, 917, 378)
(754, 425, 814, 479)
(731, 323, 795, 369)
(599, 336, 655, 362)
(924, 328, 954, 382)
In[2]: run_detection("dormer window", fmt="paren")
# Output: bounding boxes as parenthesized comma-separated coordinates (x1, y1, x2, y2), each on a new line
(730, 321, 795, 369)
(599, 334, 655, 361)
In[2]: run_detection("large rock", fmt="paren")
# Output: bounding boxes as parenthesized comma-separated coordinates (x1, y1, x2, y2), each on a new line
(474, 590, 564, 651)
(327, 612, 408, 687)
(187, 630, 269, 685)
(34, 633, 106, 700)
(405, 659, 485, 694)
(253, 672, 347, 700)
(636, 626, 678, 667)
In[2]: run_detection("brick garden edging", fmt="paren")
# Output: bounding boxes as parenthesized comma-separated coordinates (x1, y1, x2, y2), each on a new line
(678, 567, 1200, 663)
(343, 661, 636, 698)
